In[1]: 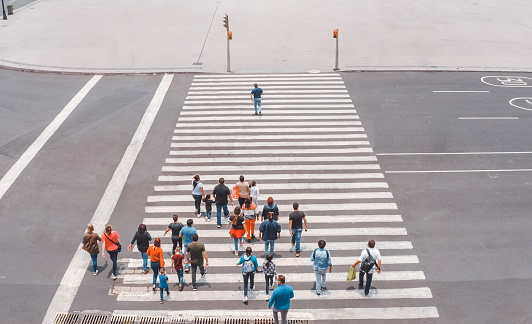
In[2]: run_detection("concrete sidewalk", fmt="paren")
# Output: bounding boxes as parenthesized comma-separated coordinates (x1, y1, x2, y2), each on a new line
(0, 0, 531, 74)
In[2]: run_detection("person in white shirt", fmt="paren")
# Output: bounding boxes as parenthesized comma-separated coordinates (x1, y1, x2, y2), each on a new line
(352, 239, 381, 296)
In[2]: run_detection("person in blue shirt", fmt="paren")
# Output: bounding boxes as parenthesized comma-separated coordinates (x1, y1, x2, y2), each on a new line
(310, 240, 332, 296)
(158, 268, 169, 304)
(236, 247, 259, 304)
(268, 275, 294, 324)
(250, 83, 264, 116)
(259, 212, 282, 256)
(179, 219, 197, 272)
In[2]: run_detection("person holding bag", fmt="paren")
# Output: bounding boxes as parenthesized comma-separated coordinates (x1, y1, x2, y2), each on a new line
(101, 224, 121, 280)
(352, 239, 381, 296)
(237, 247, 259, 304)
(82, 223, 101, 276)
(242, 197, 258, 243)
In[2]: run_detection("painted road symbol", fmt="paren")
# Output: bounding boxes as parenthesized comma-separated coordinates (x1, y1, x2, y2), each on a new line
(481, 76, 532, 87)
(509, 98, 532, 111)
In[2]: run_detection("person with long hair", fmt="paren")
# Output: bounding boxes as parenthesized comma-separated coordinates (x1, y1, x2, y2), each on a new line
(237, 247, 259, 304)
(128, 224, 152, 274)
(242, 197, 258, 243)
(164, 214, 184, 255)
(261, 253, 278, 300)
(261, 197, 279, 221)
(101, 224, 121, 280)
(228, 206, 246, 255)
(146, 238, 165, 291)
(192, 174, 205, 217)
(82, 223, 101, 275)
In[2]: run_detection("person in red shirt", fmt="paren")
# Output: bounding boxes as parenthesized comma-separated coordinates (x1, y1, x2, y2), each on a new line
(101, 224, 120, 280)
(147, 238, 165, 290)
(171, 246, 188, 291)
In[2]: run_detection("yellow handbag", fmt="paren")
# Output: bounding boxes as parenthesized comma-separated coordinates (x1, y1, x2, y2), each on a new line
(346, 265, 357, 282)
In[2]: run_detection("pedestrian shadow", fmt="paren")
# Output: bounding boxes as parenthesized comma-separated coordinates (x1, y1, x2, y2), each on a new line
(346, 285, 377, 297)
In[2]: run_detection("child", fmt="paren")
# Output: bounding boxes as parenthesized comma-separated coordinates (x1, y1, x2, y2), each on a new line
(170, 246, 188, 291)
(159, 268, 169, 304)
(260, 253, 278, 300)
(203, 194, 214, 222)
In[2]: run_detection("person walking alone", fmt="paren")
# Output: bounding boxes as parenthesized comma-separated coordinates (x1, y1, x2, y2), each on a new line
(243, 197, 258, 243)
(261, 253, 278, 300)
(212, 177, 234, 228)
(164, 214, 184, 255)
(250, 181, 260, 217)
(82, 223, 101, 276)
(179, 219, 197, 273)
(310, 240, 332, 296)
(250, 83, 264, 116)
(101, 224, 121, 280)
(352, 239, 382, 296)
(259, 212, 282, 256)
(237, 247, 259, 304)
(192, 174, 205, 218)
(128, 224, 152, 274)
(186, 233, 209, 291)
(229, 206, 246, 255)
(268, 275, 294, 324)
(235, 175, 250, 207)
(289, 202, 307, 257)
(147, 238, 165, 291)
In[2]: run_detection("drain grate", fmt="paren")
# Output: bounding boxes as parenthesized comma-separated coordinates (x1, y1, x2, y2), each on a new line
(288, 321, 310, 324)
(139, 316, 166, 324)
(223, 319, 249, 324)
(253, 320, 274, 324)
(54, 312, 81, 324)
(80, 314, 110, 324)
(109, 315, 137, 324)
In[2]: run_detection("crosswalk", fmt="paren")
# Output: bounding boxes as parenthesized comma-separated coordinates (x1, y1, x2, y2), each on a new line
(112, 73, 438, 322)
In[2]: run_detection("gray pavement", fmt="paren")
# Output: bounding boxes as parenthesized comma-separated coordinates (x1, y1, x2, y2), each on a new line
(1, 0, 532, 74)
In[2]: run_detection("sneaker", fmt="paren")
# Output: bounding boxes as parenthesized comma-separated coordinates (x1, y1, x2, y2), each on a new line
(197, 214, 202, 218)
(251, 234, 256, 239)
(291, 242, 295, 246)
(243, 296, 248, 303)
(193, 286, 198, 291)
(179, 284, 183, 291)
(143, 270, 150, 274)
(247, 238, 251, 243)
(270, 285, 274, 291)
(111, 274, 117, 280)
(235, 251, 239, 255)
(205, 216, 208, 222)
(184, 268, 190, 273)
(250, 286, 255, 292)
(295, 252, 300, 257)
(93, 270, 99, 276)
(160, 300, 165, 304)
(259, 112, 262, 116)
(316, 291, 320, 296)
(321, 287, 327, 291)
(217, 225, 221, 228)
(266, 294, 270, 301)
(204, 268, 208, 274)
(208, 218, 212, 222)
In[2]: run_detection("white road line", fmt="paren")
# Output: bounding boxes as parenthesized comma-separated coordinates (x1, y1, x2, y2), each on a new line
(175, 121, 361, 128)
(184, 99, 352, 104)
(168, 148, 374, 156)
(0, 75, 102, 201)
(194, 73, 340, 78)
(178, 115, 359, 121)
(166, 156, 377, 163)
(162, 164, 380, 172)
(192, 77, 342, 82)
(189, 86, 348, 90)
(116, 287, 431, 302)
(41, 74, 174, 324)
(180, 109, 355, 115)
(146, 203, 397, 213)
(188, 90, 349, 95)
(121, 271, 424, 284)
(143, 215, 402, 225)
(154, 182, 387, 191)
(174, 127, 365, 133)
(186, 94, 350, 99)
(386, 169, 532, 174)
(126, 255, 417, 268)
(458, 117, 518, 120)
(190, 81, 345, 86)
(147, 192, 393, 202)
(182, 104, 354, 109)
(172, 133, 367, 140)
(432, 90, 489, 93)
(158, 173, 384, 182)
(170, 141, 370, 148)
(377, 151, 532, 156)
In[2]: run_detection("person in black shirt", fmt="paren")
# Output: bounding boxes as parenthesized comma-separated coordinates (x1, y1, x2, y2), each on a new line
(164, 214, 184, 255)
(212, 178, 234, 228)
(128, 224, 152, 274)
(289, 202, 307, 257)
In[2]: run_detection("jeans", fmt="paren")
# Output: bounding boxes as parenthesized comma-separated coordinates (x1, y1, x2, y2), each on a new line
(171, 236, 182, 255)
(216, 204, 229, 226)
(175, 268, 184, 285)
(191, 263, 205, 287)
(359, 271, 373, 295)
(205, 210, 212, 220)
(140, 251, 148, 271)
(291, 228, 303, 252)
(264, 240, 275, 255)
(107, 249, 119, 276)
(254, 98, 262, 114)
(160, 287, 169, 300)
(90, 254, 98, 273)
(243, 272, 255, 297)
(265, 275, 274, 295)
(315, 269, 327, 292)
(183, 245, 190, 270)
(245, 219, 256, 239)
(151, 261, 160, 285)
(273, 308, 288, 324)
(193, 194, 202, 215)
(234, 237, 242, 253)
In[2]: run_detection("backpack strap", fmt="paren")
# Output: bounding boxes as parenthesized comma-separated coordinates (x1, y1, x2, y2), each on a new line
(365, 248, 380, 270)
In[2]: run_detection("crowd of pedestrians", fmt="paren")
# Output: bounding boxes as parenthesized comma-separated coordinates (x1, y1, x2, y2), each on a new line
(81, 173, 384, 324)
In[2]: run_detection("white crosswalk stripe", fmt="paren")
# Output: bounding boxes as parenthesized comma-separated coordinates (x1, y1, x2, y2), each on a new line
(113, 73, 438, 321)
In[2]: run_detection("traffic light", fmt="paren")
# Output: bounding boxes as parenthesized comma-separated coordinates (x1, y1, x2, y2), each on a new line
(228, 31, 232, 40)
(223, 14, 229, 31)
(333, 29, 338, 38)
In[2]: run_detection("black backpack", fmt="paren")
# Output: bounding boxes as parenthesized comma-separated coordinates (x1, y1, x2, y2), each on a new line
(360, 249, 380, 273)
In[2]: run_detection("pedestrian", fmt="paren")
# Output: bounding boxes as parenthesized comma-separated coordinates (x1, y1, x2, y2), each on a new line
(82, 223, 101, 276)
(235, 175, 250, 207)
(203, 194, 214, 222)
(229, 206, 246, 255)
(128, 224, 152, 274)
(171, 247, 187, 291)
(288, 202, 307, 257)
(101, 224, 121, 280)
(243, 197, 258, 243)
(159, 268, 169, 304)
(310, 240, 332, 296)
(237, 247, 259, 304)
(179, 219, 197, 273)
(192, 174, 205, 218)
(212, 177, 234, 228)
(249, 181, 260, 217)
(259, 211, 282, 256)
(250, 83, 264, 116)
(261, 253, 278, 300)
(352, 239, 382, 296)
(268, 275, 294, 324)
(147, 238, 165, 291)
(164, 214, 184, 255)
(261, 197, 279, 221)
(186, 233, 209, 291)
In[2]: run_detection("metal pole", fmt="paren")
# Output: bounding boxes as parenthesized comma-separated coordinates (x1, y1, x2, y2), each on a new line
(227, 34, 231, 73)
(1, 0, 7, 20)
(334, 37, 339, 71)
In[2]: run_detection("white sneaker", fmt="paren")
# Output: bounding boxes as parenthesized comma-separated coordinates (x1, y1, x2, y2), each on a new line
(93, 270, 99, 276)
(266, 294, 270, 301)
(208, 218, 212, 222)
(111, 274, 117, 280)
(250, 286, 255, 292)
(270, 285, 274, 291)
(243, 296, 248, 303)
(205, 216, 208, 222)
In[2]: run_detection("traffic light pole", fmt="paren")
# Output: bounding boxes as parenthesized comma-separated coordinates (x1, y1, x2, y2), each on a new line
(334, 33, 339, 71)
(1, 0, 8, 20)
(227, 34, 231, 73)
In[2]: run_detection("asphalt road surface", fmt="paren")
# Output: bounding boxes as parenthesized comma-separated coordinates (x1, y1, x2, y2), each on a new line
(0, 70, 531, 323)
